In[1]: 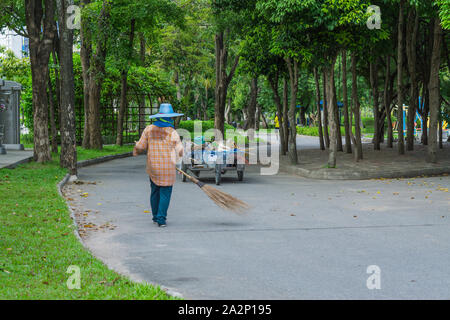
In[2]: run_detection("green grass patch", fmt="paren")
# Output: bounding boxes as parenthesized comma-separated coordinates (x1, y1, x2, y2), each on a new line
(0, 149, 176, 299)
(296, 126, 353, 137)
(76, 145, 133, 161)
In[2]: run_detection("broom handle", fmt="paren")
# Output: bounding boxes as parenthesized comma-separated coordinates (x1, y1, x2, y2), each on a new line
(176, 167, 204, 186)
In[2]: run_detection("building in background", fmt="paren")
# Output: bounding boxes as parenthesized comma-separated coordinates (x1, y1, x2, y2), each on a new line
(0, 28, 29, 58)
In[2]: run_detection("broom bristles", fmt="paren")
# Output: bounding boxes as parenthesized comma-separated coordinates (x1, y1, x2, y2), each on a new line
(202, 185, 250, 214)
(176, 167, 249, 213)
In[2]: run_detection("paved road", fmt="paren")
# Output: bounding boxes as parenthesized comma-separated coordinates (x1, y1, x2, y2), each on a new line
(66, 153, 450, 299)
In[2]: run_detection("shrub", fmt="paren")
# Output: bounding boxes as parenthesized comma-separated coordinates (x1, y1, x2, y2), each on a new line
(296, 126, 356, 137)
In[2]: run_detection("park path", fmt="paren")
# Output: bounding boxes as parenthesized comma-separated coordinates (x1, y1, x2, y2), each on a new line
(62, 151, 450, 299)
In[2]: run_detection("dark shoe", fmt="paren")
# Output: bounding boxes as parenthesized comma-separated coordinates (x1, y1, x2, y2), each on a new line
(158, 223, 166, 228)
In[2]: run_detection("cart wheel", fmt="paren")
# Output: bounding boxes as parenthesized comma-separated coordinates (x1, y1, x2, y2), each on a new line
(215, 165, 221, 185)
(237, 170, 244, 181)
(181, 163, 187, 182)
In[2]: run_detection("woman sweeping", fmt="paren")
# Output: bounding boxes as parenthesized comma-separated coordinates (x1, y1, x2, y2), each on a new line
(133, 103, 184, 227)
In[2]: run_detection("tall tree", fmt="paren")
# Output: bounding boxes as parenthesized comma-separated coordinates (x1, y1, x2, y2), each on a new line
(285, 56, 299, 164)
(57, 0, 77, 175)
(214, 30, 240, 138)
(397, 0, 406, 155)
(322, 70, 330, 149)
(116, 18, 135, 146)
(80, 0, 92, 148)
(314, 67, 325, 151)
(427, 17, 443, 163)
(369, 57, 381, 150)
(25, 0, 56, 162)
(384, 55, 394, 148)
(351, 52, 363, 161)
(342, 50, 352, 153)
(405, 6, 419, 151)
(325, 55, 339, 167)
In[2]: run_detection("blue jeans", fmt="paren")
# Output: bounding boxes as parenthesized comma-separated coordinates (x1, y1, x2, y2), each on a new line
(150, 179, 173, 225)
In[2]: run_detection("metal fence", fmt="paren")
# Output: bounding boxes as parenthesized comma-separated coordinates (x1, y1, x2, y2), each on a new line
(74, 93, 157, 145)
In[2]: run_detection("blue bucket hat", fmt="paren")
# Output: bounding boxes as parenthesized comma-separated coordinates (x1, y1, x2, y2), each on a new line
(149, 103, 184, 119)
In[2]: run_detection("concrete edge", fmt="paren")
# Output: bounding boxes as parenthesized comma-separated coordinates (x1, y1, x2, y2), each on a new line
(281, 162, 450, 180)
(57, 173, 87, 247)
(77, 152, 133, 168)
(57, 152, 184, 299)
(2, 155, 34, 169)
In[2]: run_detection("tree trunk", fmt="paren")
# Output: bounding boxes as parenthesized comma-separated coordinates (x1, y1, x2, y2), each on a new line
(116, 70, 128, 146)
(299, 107, 306, 126)
(439, 108, 443, 149)
(427, 17, 442, 163)
(80, 0, 91, 148)
(384, 55, 393, 148)
(261, 111, 268, 129)
(57, 0, 77, 175)
(421, 83, 429, 145)
(397, 0, 406, 155)
(204, 84, 209, 120)
(48, 73, 58, 153)
(370, 58, 381, 150)
(326, 55, 338, 167)
(87, 0, 110, 149)
(268, 72, 287, 155)
(116, 19, 135, 146)
(285, 57, 299, 164)
(138, 32, 146, 135)
(322, 70, 330, 149)
(351, 52, 363, 161)
(214, 31, 239, 140)
(406, 8, 419, 151)
(246, 77, 258, 130)
(342, 51, 352, 153)
(256, 104, 261, 131)
(313, 67, 325, 151)
(225, 97, 232, 124)
(25, 0, 56, 163)
(333, 76, 343, 152)
(51, 48, 62, 131)
(282, 77, 289, 151)
(420, 21, 434, 146)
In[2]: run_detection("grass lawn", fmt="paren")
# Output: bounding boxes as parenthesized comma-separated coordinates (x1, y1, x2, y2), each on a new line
(0, 145, 177, 299)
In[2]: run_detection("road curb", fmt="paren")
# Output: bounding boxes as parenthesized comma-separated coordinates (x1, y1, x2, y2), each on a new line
(281, 162, 450, 180)
(77, 152, 133, 168)
(2, 155, 34, 169)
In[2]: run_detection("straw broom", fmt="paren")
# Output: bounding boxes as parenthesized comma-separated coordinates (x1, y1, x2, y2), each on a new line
(176, 167, 250, 214)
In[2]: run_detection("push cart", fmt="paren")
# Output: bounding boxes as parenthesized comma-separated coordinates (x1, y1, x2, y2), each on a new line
(181, 146, 245, 185)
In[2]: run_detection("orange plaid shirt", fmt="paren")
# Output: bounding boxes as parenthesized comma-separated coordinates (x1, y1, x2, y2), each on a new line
(136, 125, 184, 186)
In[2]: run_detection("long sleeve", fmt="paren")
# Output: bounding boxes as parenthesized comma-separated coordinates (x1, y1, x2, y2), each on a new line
(135, 126, 149, 152)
